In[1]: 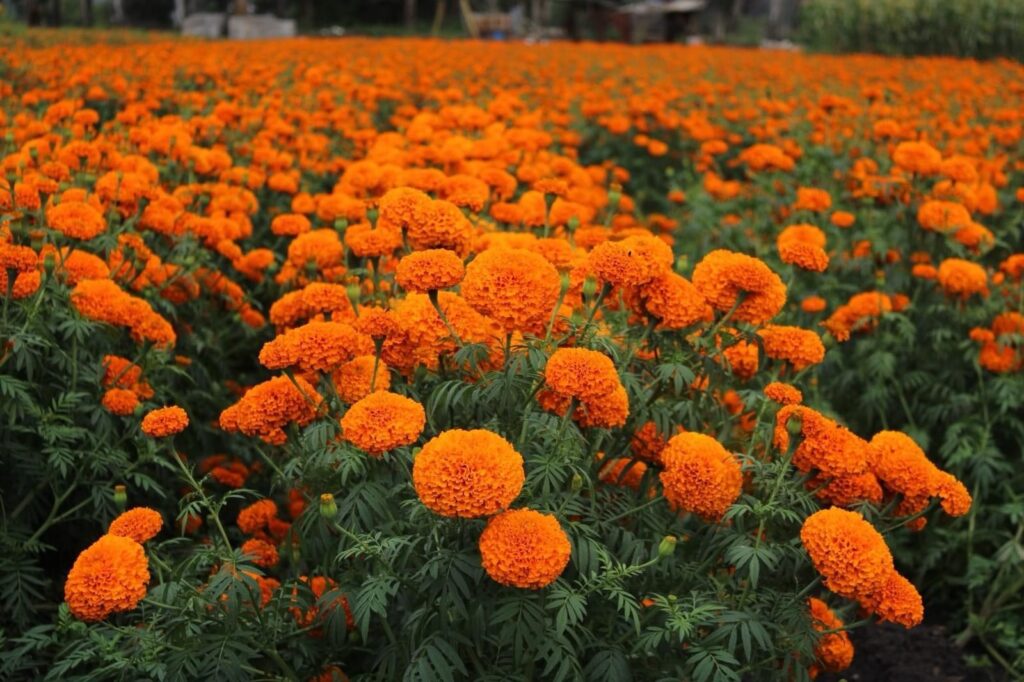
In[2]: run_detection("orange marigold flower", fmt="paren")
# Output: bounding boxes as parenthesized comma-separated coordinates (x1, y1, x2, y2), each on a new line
(801, 295, 827, 313)
(808, 598, 854, 674)
(241, 537, 280, 569)
(632, 271, 712, 330)
(738, 143, 795, 172)
(764, 382, 802, 405)
(413, 429, 525, 518)
(869, 431, 971, 523)
(64, 534, 149, 621)
(141, 406, 188, 438)
(598, 457, 648, 490)
(758, 325, 826, 370)
(46, 200, 106, 240)
(830, 211, 855, 228)
(659, 432, 743, 521)
(478, 508, 571, 589)
(793, 187, 832, 212)
(271, 213, 311, 236)
(587, 235, 673, 288)
(917, 200, 971, 232)
(936, 258, 988, 299)
(861, 570, 924, 628)
(259, 321, 373, 374)
(101, 388, 139, 415)
(892, 141, 941, 175)
(999, 254, 1024, 281)
(395, 248, 465, 293)
(333, 355, 391, 403)
(237, 499, 279, 535)
(821, 291, 892, 342)
(692, 249, 787, 325)
(575, 385, 630, 429)
(340, 391, 425, 455)
(544, 347, 622, 403)
(775, 405, 868, 476)
(407, 199, 474, 254)
(108, 507, 163, 543)
(287, 229, 344, 270)
(290, 576, 354, 631)
(809, 471, 883, 508)
(461, 248, 561, 335)
(800, 508, 893, 600)
(220, 375, 322, 445)
(777, 224, 828, 272)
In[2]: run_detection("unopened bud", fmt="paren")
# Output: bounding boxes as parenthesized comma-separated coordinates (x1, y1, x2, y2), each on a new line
(658, 535, 677, 558)
(570, 473, 583, 493)
(786, 413, 803, 437)
(319, 493, 338, 519)
(43, 253, 56, 275)
(113, 484, 127, 511)
(334, 218, 348, 232)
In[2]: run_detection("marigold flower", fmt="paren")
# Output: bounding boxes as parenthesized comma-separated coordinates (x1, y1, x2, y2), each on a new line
(220, 375, 322, 445)
(758, 325, 826, 370)
(395, 249, 465, 293)
(287, 229, 344, 270)
(241, 537, 279, 568)
(108, 507, 163, 543)
(692, 249, 787, 325)
(290, 576, 354, 631)
(764, 382, 802, 405)
(830, 211, 855, 228)
(407, 199, 474, 254)
(793, 187, 832, 212)
(659, 432, 742, 521)
(821, 291, 891, 342)
(892, 141, 941, 175)
(461, 248, 561, 335)
(632, 271, 712, 330)
(340, 391, 425, 455)
(544, 348, 622, 403)
(101, 388, 139, 415)
(777, 224, 828, 272)
(271, 213, 311, 236)
(936, 258, 988, 299)
(775, 405, 868, 477)
(869, 431, 971, 525)
(808, 598, 854, 674)
(587, 235, 673, 288)
(64, 534, 150, 621)
(46, 200, 106, 240)
(413, 429, 525, 518)
(259, 321, 373, 374)
(801, 295, 827, 313)
(237, 499, 279, 535)
(861, 570, 924, 628)
(917, 200, 971, 232)
(800, 508, 893, 600)
(333, 355, 391, 403)
(141, 406, 188, 437)
(478, 509, 571, 589)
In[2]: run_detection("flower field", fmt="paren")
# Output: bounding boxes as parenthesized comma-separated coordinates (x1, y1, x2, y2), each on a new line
(1, 33, 1023, 681)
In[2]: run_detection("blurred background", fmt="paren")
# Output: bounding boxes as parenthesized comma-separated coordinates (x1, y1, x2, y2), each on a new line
(1, 0, 1022, 59)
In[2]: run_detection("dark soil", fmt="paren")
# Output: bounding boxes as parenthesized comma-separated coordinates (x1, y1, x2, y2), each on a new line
(819, 623, 1005, 682)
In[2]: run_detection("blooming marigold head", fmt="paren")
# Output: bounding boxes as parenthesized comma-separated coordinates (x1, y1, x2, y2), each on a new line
(586, 235, 673, 288)
(64, 534, 149, 621)
(395, 248, 465, 293)
(936, 258, 988, 299)
(659, 432, 743, 521)
(892, 141, 941, 175)
(108, 507, 163, 543)
(461, 248, 561, 335)
(808, 598, 854, 674)
(775, 405, 868, 477)
(413, 429, 525, 518)
(800, 508, 893, 600)
(102, 388, 139, 416)
(764, 381, 802, 405)
(861, 570, 924, 628)
(544, 347, 622, 403)
(692, 249, 787, 325)
(758, 325, 826, 371)
(340, 391, 425, 455)
(478, 508, 571, 589)
(777, 224, 829, 273)
(237, 499, 279, 535)
(46, 200, 106, 240)
(141, 406, 188, 438)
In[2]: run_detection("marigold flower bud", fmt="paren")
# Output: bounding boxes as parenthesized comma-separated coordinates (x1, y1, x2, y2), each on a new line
(319, 493, 338, 519)
(658, 535, 678, 558)
(113, 484, 127, 511)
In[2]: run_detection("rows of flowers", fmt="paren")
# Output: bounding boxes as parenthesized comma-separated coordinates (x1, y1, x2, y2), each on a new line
(1, 34, 1022, 681)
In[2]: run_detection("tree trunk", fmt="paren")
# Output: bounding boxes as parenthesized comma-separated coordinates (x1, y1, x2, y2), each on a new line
(51, 0, 61, 26)
(80, 0, 93, 26)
